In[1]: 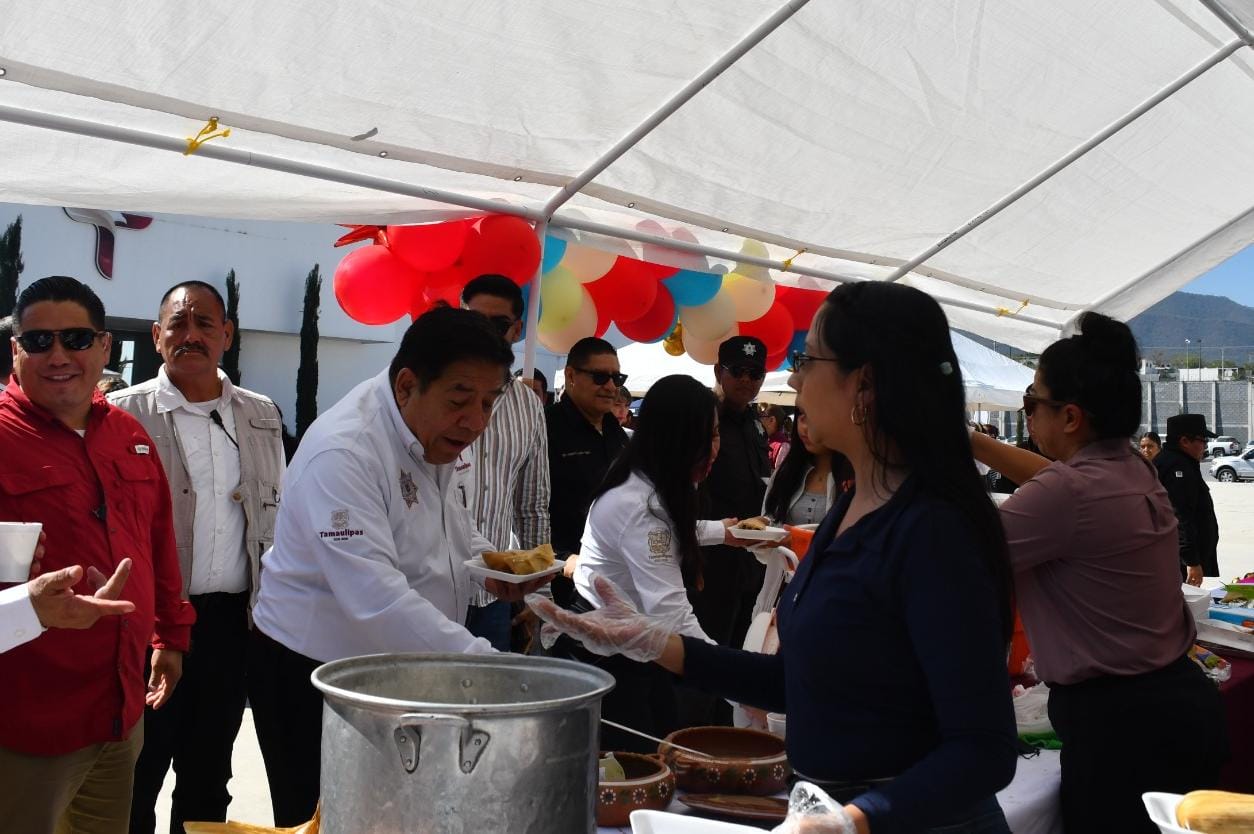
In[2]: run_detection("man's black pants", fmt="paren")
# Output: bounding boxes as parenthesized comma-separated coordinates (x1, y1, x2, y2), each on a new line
(130, 592, 250, 834)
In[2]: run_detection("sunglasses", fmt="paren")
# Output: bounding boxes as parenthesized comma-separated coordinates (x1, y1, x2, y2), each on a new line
(486, 315, 517, 337)
(574, 368, 628, 387)
(789, 351, 839, 373)
(1021, 394, 1067, 417)
(15, 328, 105, 354)
(722, 364, 766, 381)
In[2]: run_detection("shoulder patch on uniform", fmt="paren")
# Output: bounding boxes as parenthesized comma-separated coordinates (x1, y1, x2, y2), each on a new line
(647, 528, 673, 560)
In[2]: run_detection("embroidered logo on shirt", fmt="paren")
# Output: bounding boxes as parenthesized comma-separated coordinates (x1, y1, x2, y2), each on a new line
(1175, 471, 1184, 478)
(319, 508, 364, 540)
(647, 528, 674, 561)
(399, 471, 420, 508)
(133, 444, 150, 455)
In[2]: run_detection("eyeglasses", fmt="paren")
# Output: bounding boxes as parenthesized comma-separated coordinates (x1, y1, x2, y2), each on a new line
(789, 351, 839, 373)
(15, 328, 105, 354)
(721, 364, 766, 381)
(574, 368, 628, 387)
(1021, 394, 1067, 417)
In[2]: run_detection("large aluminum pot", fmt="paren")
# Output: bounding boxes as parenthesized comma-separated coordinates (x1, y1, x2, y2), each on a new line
(311, 652, 615, 834)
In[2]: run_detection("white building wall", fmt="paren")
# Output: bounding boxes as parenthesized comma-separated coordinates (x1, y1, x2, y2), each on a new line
(0, 203, 572, 428)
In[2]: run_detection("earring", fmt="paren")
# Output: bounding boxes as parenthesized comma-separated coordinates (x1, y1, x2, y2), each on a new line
(850, 403, 867, 426)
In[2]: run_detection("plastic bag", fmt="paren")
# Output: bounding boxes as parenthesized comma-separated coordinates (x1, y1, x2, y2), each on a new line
(1012, 681, 1052, 735)
(770, 782, 856, 834)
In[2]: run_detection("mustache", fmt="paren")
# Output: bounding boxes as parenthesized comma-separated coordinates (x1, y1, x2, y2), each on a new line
(173, 343, 208, 356)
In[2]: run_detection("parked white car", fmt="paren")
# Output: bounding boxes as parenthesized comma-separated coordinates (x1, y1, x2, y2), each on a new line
(1207, 436, 1241, 458)
(1211, 449, 1254, 483)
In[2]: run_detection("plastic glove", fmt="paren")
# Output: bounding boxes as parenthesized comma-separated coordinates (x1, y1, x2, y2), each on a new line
(525, 574, 684, 663)
(771, 782, 857, 834)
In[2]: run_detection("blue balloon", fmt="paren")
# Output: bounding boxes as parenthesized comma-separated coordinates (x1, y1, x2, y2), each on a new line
(663, 269, 722, 307)
(784, 330, 807, 369)
(541, 235, 567, 274)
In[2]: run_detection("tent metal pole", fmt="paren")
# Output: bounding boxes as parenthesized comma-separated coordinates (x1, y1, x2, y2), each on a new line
(0, 103, 543, 222)
(883, 39, 1245, 283)
(541, 0, 810, 216)
(1196, 0, 1254, 46)
(551, 213, 1065, 328)
(522, 219, 548, 378)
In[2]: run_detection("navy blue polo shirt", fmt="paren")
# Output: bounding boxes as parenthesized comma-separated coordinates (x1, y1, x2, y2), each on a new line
(684, 479, 1016, 833)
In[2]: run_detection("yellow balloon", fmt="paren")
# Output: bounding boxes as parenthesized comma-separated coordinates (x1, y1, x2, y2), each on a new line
(735, 239, 773, 282)
(684, 323, 738, 365)
(539, 267, 583, 330)
(721, 273, 775, 322)
(663, 323, 685, 356)
(679, 292, 736, 341)
(539, 287, 598, 353)
(561, 243, 619, 284)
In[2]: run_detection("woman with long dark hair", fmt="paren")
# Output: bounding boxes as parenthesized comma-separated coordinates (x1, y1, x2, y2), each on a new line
(970, 313, 1227, 834)
(763, 410, 847, 527)
(535, 282, 1018, 833)
(761, 404, 791, 469)
(560, 374, 749, 751)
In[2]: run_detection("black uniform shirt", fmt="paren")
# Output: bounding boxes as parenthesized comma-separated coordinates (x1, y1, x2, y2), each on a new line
(703, 402, 771, 518)
(545, 395, 629, 554)
(1154, 445, 1220, 576)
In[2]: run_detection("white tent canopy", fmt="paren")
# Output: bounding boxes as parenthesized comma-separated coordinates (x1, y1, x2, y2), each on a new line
(617, 331, 1034, 410)
(1, 1, 1253, 353)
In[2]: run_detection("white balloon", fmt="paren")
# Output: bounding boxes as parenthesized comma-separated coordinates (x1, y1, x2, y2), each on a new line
(679, 292, 736, 341)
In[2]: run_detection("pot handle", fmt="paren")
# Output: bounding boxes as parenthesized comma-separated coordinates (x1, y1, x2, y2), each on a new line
(394, 712, 491, 776)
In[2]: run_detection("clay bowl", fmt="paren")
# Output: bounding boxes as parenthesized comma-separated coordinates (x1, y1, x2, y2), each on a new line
(658, 726, 790, 796)
(596, 752, 677, 827)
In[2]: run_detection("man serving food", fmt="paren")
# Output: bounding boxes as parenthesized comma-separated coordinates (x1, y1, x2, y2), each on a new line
(248, 307, 553, 826)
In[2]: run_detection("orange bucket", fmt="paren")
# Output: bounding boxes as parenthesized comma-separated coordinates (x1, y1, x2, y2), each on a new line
(783, 525, 817, 561)
(1008, 613, 1031, 676)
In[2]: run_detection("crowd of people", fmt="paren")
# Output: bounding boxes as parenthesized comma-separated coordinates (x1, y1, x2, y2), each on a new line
(0, 270, 1233, 834)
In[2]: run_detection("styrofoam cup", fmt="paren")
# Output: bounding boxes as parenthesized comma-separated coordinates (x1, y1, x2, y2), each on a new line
(767, 712, 786, 739)
(0, 522, 42, 583)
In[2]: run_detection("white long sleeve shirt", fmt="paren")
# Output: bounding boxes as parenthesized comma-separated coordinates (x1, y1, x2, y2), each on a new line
(0, 583, 42, 654)
(252, 370, 494, 662)
(573, 471, 724, 642)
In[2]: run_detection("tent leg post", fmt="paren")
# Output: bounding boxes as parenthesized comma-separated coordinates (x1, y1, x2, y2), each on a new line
(522, 219, 548, 380)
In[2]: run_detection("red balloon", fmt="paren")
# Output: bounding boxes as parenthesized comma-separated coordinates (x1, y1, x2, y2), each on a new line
(776, 286, 828, 332)
(458, 215, 542, 285)
(739, 301, 794, 356)
(409, 282, 433, 320)
(586, 257, 660, 323)
(766, 350, 788, 372)
(423, 280, 463, 310)
(334, 245, 417, 325)
(595, 304, 612, 338)
(386, 220, 471, 272)
(617, 286, 676, 343)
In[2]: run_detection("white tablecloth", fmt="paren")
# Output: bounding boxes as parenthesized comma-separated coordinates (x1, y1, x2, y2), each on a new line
(598, 750, 1062, 834)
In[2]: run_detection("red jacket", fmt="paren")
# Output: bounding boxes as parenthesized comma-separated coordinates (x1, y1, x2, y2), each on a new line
(0, 384, 194, 755)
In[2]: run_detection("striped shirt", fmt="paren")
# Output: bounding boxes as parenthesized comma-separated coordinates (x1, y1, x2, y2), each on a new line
(458, 376, 552, 606)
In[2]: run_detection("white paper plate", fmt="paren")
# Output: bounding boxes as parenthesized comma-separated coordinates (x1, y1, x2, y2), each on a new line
(730, 525, 788, 542)
(630, 809, 762, 834)
(1142, 792, 1189, 834)
(464, 556, 564, 585)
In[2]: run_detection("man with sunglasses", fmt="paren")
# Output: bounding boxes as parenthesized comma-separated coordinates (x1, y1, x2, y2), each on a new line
(546, 337, 630, 557)
(457, 275, 551, 651)
(0, 276, 194, 834)
(1155, 413, 1220, 586)
(681, 335, 772, 725)
(108, 280, 286, 834)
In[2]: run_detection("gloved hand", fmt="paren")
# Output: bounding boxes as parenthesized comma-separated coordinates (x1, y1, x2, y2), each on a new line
(771, 782, 857, 834)
(526, 574, 683, 663)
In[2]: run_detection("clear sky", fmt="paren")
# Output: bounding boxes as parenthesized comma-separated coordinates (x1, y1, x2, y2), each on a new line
(1183, 244, 1254, 306)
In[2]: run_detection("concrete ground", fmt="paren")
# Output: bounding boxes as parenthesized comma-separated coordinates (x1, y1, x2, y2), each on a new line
(156, 482, 1252, 831)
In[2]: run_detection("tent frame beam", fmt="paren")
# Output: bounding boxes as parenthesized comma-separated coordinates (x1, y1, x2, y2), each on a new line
(1197, 0, 1254, 47)
(883, 39, 1245, 283)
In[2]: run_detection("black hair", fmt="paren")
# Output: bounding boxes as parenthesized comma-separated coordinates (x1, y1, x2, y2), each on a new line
(817, 281, 1012, 641)
(594, 375, 717, 588)
(761, 405, 787, 431)
(614, 386, 632, 404)
(158, 280, 227, 320)
(516, 366, 549, 393)
(763, 416, 851, 522)
(1141, 431, 1161, 446)
(462, 274, 525, 320)
(1037, 312, 1142, 440)
(388, 306, 514, 389)
(14, 275, 107, 333)
(567, 337, 616, 368)
(0, 316, 12, 380)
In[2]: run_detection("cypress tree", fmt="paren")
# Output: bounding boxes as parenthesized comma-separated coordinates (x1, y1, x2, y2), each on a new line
(0, 215, 24, 318)
(295, 265, 321, 439)
(223, 269, 242, 385)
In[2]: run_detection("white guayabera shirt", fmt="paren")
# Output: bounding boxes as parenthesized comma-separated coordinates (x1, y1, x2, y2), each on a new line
(253, 370, 495, 662)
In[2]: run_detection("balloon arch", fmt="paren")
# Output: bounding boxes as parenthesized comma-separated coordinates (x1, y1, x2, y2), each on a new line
(332, 215, 828, 372)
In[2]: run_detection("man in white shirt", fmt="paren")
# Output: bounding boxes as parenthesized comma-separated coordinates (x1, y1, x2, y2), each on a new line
(249, 305, 552, 827)
(458, 275, 551, 651)
(109, 281, 287, 834)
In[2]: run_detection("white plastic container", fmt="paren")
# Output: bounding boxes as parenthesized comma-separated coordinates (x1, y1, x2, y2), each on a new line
(767, 712, 786, 739)
(1142, 792, 1190, 834)
(630, 809, 762, 833)
(1181, 583, 1211, 621)
(0, 522, 41, 583)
